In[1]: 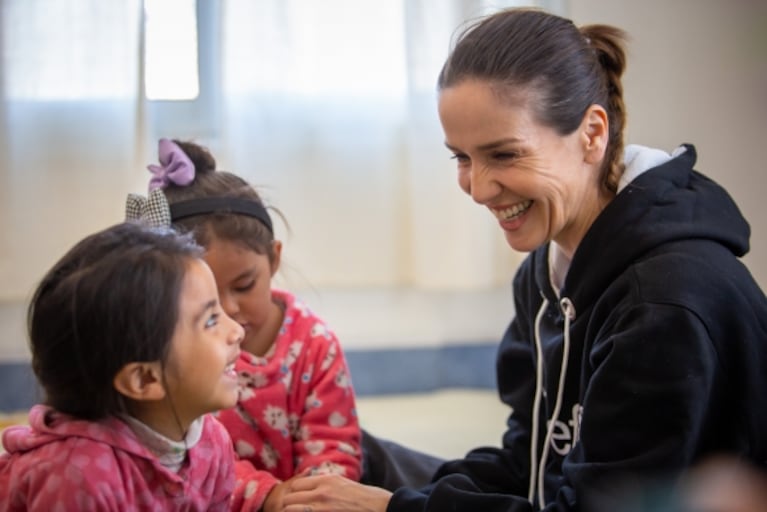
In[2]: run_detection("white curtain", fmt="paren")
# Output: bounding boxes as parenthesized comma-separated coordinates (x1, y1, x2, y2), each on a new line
(0, 0, 549, 302)
(0, 0, 145, 299)
(218, 0, 529, 292)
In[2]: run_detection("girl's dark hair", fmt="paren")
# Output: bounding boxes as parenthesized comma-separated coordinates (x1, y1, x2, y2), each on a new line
(27, 222, 203, 420)
(162, 140, 280, 262)
(438, 8, 628, 193)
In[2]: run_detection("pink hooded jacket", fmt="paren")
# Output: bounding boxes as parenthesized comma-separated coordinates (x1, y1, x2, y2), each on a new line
(0, 405, 235, 511)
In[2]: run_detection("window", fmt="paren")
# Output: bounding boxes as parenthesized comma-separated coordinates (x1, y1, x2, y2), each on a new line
(144, 0, 220, 139)
(143, 0, 199, 100)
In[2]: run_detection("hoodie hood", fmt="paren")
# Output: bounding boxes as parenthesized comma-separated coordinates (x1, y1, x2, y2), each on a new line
(536, 144, 751, 307)
(2, 405, 156, 461)
(525, 143, 754, 508)
(1, 406, 236, 509)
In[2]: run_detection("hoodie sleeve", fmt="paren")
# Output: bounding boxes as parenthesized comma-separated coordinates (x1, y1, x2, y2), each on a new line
(388, 301, 721, 512)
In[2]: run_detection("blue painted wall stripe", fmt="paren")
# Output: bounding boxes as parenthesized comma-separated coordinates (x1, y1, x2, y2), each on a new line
(0, 363, 41, 413)
(344, 344, 498, 396)
(0, 343, 499, 412)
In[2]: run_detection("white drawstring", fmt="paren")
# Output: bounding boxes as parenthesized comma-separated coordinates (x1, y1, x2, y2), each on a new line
(527, 297, 549, 503)
(528, 296, 576, 507)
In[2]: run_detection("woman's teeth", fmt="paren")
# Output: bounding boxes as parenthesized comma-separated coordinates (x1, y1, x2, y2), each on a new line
(494, 200, 532, 221)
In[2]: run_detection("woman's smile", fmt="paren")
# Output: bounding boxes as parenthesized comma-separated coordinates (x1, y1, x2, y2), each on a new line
(491, 200, 534, 229)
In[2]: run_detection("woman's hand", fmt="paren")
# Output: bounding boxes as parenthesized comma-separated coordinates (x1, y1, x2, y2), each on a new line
(281, 474, 393, 512)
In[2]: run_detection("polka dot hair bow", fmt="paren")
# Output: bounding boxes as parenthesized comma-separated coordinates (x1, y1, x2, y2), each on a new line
(125, 188, 172, 227)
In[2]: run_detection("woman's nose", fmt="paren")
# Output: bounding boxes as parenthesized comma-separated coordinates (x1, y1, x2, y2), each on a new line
(469, 164, 500, 205)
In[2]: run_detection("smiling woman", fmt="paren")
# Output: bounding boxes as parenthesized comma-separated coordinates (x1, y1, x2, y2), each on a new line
(277, 7, 767, 512)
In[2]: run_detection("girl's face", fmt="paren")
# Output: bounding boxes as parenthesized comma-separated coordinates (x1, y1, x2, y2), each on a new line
(164, 259, 243, 426)
(202, 237, 282, 356)
(438, 79, 607, 257)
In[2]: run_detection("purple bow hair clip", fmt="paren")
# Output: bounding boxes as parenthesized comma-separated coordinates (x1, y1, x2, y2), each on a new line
(147, 138, 195, 191)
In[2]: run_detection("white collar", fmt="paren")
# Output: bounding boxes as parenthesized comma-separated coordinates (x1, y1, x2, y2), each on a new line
(121, 414, 205, 472)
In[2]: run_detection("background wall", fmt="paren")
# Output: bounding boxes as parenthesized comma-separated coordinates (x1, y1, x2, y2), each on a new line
(567, 0, 767, 286)
(0, 0, 765, 410)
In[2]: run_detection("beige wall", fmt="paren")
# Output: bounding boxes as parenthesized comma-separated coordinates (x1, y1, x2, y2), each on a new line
(567, 0, 767, 286)
(1, 2, 765, 360)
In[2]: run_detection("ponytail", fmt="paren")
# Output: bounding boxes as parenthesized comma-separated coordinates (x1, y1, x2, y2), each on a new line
(581, 25, 628, 193)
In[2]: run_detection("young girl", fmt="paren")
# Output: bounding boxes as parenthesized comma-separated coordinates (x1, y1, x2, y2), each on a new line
(0, 222, 244, 511)
(126, 138, 362, 511)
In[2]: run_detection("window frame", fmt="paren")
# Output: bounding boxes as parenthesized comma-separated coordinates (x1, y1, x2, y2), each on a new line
(146, 0, 220, 140)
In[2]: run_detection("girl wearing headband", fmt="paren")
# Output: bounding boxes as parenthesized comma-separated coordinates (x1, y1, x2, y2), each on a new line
(127, 138, 362, 512)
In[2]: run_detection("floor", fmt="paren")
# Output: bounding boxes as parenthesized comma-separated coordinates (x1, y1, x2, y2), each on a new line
(356, 388, 508, 460)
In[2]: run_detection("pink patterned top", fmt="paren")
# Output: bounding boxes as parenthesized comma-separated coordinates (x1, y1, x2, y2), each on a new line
(224, 289, 362, 511)
(0, 405, 235, 511)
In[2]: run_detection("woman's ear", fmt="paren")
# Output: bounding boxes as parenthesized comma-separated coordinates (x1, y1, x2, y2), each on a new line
(270, 240, 283, 277)
(113, 362, 166, 402)
(581, 104, 609, 165)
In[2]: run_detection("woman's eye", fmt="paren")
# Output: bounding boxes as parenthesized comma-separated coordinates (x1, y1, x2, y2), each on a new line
(450, 153, 469, 164)
(494, 152, 517, 161)
(205, 313, 219, 328)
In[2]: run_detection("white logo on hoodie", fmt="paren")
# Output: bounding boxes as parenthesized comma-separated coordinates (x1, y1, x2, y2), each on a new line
(548, 403, 583, 456)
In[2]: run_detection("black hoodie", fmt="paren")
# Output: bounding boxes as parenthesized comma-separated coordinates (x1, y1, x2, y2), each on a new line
(389, 145, 767, 512)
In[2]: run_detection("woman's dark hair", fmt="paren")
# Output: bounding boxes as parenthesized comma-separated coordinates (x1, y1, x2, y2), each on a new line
(162, 140, 281, 263)
(27, 222, 203, 420)
(438, 8, 628, 193)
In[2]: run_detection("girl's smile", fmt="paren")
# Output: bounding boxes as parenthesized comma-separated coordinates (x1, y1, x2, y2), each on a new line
(163, 259, 244, 430)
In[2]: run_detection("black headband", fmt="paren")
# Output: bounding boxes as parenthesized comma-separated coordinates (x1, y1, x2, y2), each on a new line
(170, 197, 273, 234)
